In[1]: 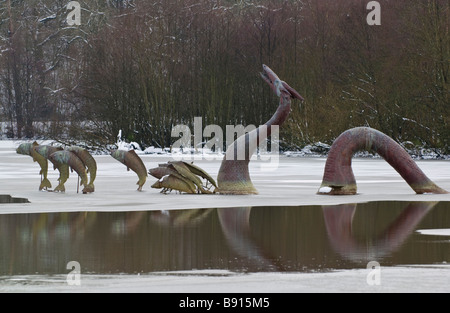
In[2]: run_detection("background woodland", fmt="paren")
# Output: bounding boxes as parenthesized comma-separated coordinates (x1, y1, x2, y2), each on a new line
(0, 0, 448, 154)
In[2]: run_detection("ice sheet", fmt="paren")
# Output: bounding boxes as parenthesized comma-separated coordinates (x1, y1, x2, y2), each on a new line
(1, 140, 449, 214)
(1, 265, 449, 293)
(416, 229, 450, 236)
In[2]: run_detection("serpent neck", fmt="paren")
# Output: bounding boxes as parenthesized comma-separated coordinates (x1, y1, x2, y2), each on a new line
(261, 94, 291, 141)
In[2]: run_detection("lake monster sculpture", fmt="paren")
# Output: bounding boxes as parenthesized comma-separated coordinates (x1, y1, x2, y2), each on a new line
(149, 64, 304, 194)
(318, 127, 448, 195)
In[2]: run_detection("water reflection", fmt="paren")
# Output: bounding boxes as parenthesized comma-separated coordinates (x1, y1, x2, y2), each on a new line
(322, 202, 438, 262)
(217, 207, 277, 271)
(0, 202, 448, 276)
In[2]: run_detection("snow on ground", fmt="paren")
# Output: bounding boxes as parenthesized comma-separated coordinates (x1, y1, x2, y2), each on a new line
(1, 139, 449, 214)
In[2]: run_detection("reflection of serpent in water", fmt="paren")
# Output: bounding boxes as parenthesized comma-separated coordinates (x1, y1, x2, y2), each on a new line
(2, 202, 442, 275)
(217, 65, 304, 195)
(322, 201, 438, 262)
(217, 202, 440, 270)
(217, 207, 280, 271)
(318, 127, 448, 195)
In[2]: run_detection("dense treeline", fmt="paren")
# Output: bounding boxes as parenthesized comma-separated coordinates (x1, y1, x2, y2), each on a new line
(0, 0, 448, 153)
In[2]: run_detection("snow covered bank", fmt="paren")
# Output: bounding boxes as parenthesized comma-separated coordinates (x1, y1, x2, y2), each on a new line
(1, 128, 448, 159)
(117, 139, 450, 160)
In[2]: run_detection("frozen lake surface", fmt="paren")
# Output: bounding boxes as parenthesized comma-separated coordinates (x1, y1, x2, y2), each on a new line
(0, 140, 449, 292)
